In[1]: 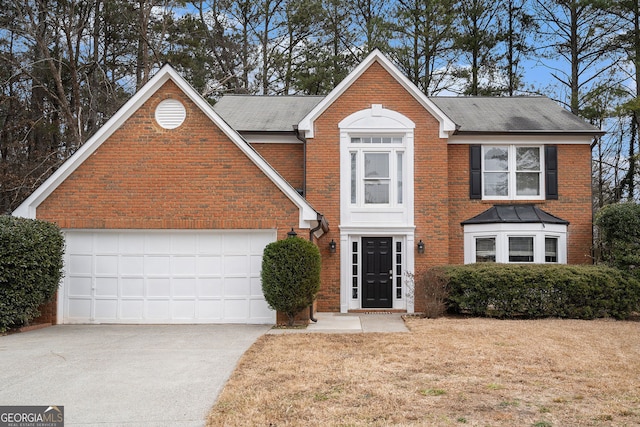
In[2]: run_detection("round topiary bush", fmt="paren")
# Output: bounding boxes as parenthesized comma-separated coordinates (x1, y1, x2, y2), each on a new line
(261, 236, 321, 326)
(0, 216, 65, 332)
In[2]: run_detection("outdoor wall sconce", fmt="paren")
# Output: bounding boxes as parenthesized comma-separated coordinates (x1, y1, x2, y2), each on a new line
(287, 228, 297, 238)
(417, 240, 425, 254)
(329, 239, 337, 254)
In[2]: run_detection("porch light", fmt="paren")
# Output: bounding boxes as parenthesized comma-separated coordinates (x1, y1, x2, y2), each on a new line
(417, 240, 425, 254)
(287, 228, 297, 238)
(329, 239, 337, 253)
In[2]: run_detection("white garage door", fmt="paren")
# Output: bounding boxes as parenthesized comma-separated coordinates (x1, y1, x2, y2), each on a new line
(61, 230, 276, 324)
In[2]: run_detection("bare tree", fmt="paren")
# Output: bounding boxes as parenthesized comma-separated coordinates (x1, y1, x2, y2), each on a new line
(393, 0, 458, 95)
(453, 0, 505, 95)
(534, 0, 621, 115)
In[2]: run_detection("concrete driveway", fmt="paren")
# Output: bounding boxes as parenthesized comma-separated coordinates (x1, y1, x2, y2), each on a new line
(0, 324, 270, 426)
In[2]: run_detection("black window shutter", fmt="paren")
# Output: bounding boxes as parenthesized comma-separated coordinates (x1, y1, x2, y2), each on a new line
(545, 145, 558, 200)
(470, 145, 482, 199)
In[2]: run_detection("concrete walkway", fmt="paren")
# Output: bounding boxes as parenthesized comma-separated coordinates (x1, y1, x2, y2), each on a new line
(267, 312, 409, 334)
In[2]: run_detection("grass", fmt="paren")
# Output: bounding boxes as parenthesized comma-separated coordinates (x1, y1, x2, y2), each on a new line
(207, 317, 640, 426)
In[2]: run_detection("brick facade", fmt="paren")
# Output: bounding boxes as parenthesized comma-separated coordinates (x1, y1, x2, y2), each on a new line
(305, 61, 593, 313)
(38, 81, 301, 240)
(28, 56, 595, 323)
(250, 142, 304, 192)
(306, 62, 450, 312)
(447, 144, 593, 265)
(34, 81, 306, 325)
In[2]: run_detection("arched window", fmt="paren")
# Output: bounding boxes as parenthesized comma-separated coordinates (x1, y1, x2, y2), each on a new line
(339, 105, 415, 211)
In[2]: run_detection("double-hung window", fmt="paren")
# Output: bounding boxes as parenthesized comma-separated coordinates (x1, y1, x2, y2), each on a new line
(482, 145, 543, 200)
(350, 136, 404, 206)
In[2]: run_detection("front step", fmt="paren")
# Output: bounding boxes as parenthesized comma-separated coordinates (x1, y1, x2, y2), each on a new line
(348, 309, 407, 314)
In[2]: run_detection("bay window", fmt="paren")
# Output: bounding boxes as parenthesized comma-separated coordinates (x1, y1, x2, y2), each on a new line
(463, 205, 568, 264)
(468, 231, 566, 264)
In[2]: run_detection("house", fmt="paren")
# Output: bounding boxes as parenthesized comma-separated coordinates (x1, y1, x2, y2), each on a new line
(13, 50, 601, 325)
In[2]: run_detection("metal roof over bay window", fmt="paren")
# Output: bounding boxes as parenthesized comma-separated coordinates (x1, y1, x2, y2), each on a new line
(461, 204, 569, 225)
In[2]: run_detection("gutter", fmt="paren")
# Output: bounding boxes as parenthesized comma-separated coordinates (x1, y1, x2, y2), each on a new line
(452, 130, 605, 137)
(294, 125, 325, 325)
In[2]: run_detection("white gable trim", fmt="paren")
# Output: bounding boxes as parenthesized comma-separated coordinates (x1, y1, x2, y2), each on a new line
(338, 104, 416, 130)
(13, 65, 321, 230)
(298, 49, 456, 139)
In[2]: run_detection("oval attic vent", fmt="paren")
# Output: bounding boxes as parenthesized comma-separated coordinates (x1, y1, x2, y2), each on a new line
(155, 99, 186, 129)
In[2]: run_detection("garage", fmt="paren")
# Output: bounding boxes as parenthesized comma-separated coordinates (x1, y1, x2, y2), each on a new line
(61, 230, 276, 324)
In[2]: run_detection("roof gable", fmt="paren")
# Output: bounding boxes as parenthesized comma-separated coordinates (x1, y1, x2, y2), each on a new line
(13, 65, 321, 229)
(297, 49, 456, 139)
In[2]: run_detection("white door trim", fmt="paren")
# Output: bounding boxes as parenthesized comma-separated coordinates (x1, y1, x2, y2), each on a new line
(339, 228, 415, 313)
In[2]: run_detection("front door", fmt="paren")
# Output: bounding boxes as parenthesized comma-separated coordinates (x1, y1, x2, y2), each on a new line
(362, 237, 393, 308)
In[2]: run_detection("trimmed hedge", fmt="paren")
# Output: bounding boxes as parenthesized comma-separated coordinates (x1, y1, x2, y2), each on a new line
(261, 236, 321, 326)
(0, 216, 65, 332)
(427, 264, 640, 320)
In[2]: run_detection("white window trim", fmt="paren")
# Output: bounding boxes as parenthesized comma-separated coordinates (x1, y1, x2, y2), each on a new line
(482, 145, 545, 201)
(350, 141, 405, 207)
(339, 105, 415, 228)
(464, 223, 567, 264)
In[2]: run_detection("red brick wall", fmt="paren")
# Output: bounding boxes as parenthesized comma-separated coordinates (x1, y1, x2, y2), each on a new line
(306, 61, 593, 312)
(34, 68, 594, 320)
(448, 144, 593, 264)
(250, 143, 304, 191)
(37, 80, 301, 239)
(306, 61, 449, 311)
(33, 297, 57, 325)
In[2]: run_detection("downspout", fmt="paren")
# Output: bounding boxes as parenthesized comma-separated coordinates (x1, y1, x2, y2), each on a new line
(307, 216, 323, 323)
(295, 124, 318, 323)
(309, 214, 323, 242)
(294, 125, 306, 198)
(308, 216, 319, 325)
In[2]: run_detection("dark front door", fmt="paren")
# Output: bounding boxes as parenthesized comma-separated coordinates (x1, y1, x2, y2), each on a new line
(362, 237, 393, 308)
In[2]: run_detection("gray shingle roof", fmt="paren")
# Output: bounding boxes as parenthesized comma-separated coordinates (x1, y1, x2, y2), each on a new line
(214, 95, 324, 132)
(213, 94, 601, 135)
(430, 96, 600, 134)
(461, 205, 570, 225)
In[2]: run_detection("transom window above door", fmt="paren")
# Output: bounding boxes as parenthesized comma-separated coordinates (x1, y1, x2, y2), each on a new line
(350, 136, 404, 206)
(351, 136, 403, 144)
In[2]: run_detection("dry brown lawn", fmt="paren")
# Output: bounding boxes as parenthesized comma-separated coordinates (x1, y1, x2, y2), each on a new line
(207, 317, 640, 426)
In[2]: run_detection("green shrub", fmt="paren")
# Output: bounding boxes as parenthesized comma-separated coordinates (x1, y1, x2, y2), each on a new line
(0, 216, 65, 332)
(596, 202, 640, 277)
(261, 236, 321, 326)
(423, 264, 640, 320)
